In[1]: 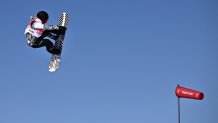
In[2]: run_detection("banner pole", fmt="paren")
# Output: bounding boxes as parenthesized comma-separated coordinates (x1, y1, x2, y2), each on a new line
(178, 97, 181, 123)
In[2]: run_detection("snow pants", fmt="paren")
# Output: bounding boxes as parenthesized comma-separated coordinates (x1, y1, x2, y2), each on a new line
(26, 30, 63, 55)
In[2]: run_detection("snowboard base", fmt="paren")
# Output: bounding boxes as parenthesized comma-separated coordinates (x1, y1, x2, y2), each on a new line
(48, 12, 69, 72)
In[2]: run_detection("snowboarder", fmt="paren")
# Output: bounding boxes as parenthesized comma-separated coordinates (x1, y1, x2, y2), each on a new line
(24, 11, 66, 55)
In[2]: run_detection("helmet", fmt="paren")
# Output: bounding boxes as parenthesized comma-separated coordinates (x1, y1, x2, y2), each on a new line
(37, 11, 49, 23)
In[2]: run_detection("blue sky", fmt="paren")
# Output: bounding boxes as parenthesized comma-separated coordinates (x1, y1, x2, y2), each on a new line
(0, 0, 217, 123)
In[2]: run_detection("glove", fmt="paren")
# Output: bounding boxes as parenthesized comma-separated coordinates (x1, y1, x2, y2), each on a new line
(58, 26, 67, 31)
(58, 26, 67, 35)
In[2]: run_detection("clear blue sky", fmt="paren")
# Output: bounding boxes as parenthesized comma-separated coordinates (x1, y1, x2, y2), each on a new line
(0, 0, 217, 123)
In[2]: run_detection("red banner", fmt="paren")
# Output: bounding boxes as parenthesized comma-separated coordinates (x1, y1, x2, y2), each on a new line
(175, 86, 204, 100)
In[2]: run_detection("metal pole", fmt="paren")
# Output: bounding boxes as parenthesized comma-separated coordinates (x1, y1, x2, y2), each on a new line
(178, 97, 180, 123)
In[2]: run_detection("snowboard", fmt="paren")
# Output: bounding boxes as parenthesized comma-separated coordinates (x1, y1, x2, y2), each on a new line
(49, 12, 69, 72)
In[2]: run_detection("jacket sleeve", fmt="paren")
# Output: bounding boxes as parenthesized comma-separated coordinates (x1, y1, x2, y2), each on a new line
(32, 22, 59, 30)
(43, 25, 59, 30)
